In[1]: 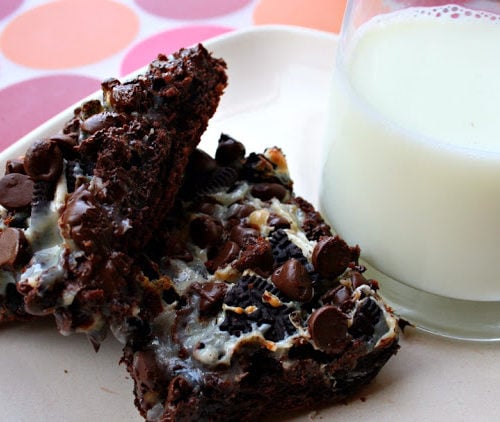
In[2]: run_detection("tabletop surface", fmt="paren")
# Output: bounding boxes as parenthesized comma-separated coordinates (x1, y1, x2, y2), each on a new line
(1, 2, 500, 422)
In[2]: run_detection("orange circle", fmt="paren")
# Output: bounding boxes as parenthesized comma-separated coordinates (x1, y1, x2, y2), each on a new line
(0, 0, 139, 69)
(253, 0, 347, 33)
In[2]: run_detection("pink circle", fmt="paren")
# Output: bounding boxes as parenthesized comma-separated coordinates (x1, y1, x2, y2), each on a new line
(0, 0, 22, 20)
(0, 75, 100, 152)
(135, 0, 251, 19)
(121, 25, 233, 75)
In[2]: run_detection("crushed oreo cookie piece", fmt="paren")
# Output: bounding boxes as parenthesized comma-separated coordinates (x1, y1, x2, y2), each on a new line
(220, 274, 295, 341)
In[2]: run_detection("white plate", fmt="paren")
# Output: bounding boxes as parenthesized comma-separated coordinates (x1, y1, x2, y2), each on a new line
(1, 26, 500, 422)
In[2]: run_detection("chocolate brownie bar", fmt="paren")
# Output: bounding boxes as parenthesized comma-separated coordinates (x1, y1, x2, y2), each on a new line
(0, 45, 227, 346)
(123, 135, 399, 421)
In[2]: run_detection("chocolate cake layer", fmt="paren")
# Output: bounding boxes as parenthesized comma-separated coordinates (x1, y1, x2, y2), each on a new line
(0, 45, 227, 346)
(123, 135, 399, 421)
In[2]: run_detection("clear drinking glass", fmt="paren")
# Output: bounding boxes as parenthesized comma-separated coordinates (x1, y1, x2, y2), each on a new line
(320, 0, 500, 341)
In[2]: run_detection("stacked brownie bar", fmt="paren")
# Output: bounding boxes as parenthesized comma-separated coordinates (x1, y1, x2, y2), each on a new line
(0, 44, 227, 346)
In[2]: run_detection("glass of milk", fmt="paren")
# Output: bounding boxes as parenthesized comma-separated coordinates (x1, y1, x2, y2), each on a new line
(320, 0, 500, 340)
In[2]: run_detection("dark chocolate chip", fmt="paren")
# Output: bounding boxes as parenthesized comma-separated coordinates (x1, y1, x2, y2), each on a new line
(227, 203, 255, 220)
(251, 182, 288, 201)
(351, 271, 370, 289)
(321, 285, 354, 312)
(0, 173, 34, 210)
(0, 228, 29, 269)
(191, 282, 228, 317)
(81, 111, 125, 134)
(271, 258, 313, 302)
(308, 305, 349, 354)
(24, 138, 63, 182)
(196, 202, 217, 215)
(188, 149, 218, 177)
(208, 240, 240, 271)
(269, 229, 319, 283)
(189, 215, 223, 249)
(59, 185, 97, 247)
(215, 134, 245, 166)
(229, 225, 260, 247)
(133, 349, 163, 391)
(312, 236, 359, 279)
(267, 212, 291, 230)
(5, 158, 25, 175)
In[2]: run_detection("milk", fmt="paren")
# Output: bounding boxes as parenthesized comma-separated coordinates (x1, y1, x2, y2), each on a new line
(321, 5, 500, 301)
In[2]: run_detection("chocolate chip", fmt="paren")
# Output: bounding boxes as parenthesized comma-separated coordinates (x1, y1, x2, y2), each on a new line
(196, 202, 217, 215)
(267, 212, 290, 230)
(312, 236, 360, 279)
(24, 139, 63, 182)
(208, 240, 240, 271)
(271, 258, 313, 302)
(321, 285, 354, 312)
(190, 215, 223, 249)
(5, 158, 25, 175)
(0, 173, 34, 210)
(251, 182, 288, 201)
(227, 203, 255, 220)
(133, 349, 164, 391)
(215, 134, 245, 166)
(0, 228, 29, 269)
(191, 282, 228, 317)
(308, 305, 349, 354)
(229, 225, 260, 247)
(59, 185, 97, 249)
(351, 271, 370, 289)
(81, 111, 125, 134)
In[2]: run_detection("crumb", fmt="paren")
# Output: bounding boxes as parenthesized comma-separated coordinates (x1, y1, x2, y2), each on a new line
(64, 369, 68, 374)
(397, 317, 414, 333)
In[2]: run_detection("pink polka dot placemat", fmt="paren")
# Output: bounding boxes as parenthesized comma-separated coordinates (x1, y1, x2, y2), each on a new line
(0, 0, 346, 152)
